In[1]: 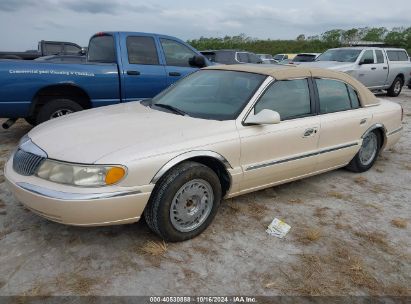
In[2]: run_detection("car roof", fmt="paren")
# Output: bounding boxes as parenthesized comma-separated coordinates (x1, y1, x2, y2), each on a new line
(203, 64, 378, 107)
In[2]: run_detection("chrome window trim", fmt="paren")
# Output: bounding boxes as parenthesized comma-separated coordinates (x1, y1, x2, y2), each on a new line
(16, 182, 141, 200)
(245, 142, 359, 171)
(151, 150, 232, 184)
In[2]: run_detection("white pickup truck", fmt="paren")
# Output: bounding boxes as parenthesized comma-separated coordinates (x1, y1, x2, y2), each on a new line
(304, 47, 411, 97)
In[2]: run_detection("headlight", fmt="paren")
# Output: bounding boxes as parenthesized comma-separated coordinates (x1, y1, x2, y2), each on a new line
(36, 159, 126, 187)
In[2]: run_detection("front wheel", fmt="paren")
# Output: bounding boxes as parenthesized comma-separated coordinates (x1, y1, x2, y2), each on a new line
(387, 76, 403, 97)
(346, 130, 381, 173)
(144, 161, 222, 242)
(36, 99, 83, 124)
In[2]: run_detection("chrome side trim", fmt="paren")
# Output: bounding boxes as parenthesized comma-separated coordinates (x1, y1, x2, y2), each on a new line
(150, 150, 233, 183)
(361, 123, 386, 139)
(387, 126, 403, 136)
(19, 137, 48, 158)
(16, 182, 141, 201)
(245, 142, 359, 171)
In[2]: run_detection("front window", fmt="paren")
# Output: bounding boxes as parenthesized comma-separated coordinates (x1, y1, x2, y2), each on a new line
(359, 50, 375, 64)
(160, 38, 196, 67)
(255, 79, 312, 120)
(316, 49, 362, 62)
(151, 70, 266, 120)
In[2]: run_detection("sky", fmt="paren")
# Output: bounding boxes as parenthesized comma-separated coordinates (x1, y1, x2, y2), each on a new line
(0, 0, 410, 51)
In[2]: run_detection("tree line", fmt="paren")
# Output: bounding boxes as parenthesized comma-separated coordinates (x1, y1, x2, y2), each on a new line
(187, 27, 411, 55)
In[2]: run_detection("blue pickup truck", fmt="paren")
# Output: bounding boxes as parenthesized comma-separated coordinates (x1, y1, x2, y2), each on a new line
(0, 32, 209, 126)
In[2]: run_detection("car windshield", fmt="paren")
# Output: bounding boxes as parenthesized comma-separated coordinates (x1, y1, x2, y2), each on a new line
(316, 49, 362, 62)
(151, 70, 266, 120)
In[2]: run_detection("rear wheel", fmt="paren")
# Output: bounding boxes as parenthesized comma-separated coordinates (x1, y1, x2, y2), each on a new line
(144, 161, 222, 242)
(36, 99, 83, 124)
(387, 76, 403, 97)
(346, 130, 381, 173)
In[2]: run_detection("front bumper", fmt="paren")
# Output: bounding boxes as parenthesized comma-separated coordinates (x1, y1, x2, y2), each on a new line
(4, 158, 153, 226)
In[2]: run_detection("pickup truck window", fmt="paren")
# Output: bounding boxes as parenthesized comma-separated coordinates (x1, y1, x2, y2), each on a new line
(237, 52, 248, 63)
(387, 50, 409, 61)
(88, 35, 116, 63)
(44, 43, 62, 55)
(316, 79, 352, 114)
(375, 50, 384, 63)
(316, 49, 361, 62)
(255, 79, 311, 120)
(127, 36, 159, 65)
(359, 50, 374, 64)
(160, 38, 196, 67)
(65, 44, 81, 55)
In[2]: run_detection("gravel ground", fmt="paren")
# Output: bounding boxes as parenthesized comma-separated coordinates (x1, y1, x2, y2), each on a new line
(0, 89, 410, 296)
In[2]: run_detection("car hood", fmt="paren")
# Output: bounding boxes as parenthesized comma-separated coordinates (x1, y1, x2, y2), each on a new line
(300, 61, 355, 71)
(28, 102, 237, 164)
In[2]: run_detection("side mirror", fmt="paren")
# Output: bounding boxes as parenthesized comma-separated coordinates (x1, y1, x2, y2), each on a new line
(79, 48, 87, 56)
(359, 58, 374, 65)
(189, 55, 207, 68)
(244, 109, 281, 125)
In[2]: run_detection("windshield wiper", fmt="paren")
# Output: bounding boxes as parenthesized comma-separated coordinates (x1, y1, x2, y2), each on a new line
(154, 103, 186, 116)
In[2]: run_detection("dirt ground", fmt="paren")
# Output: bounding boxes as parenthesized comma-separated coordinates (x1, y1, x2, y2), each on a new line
(0, 89, 410, 297)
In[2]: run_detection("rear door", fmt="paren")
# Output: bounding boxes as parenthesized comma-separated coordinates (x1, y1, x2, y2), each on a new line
(313, 77, 372, 171)
(371, 49, 389, 87)
(120, 34, 167, 101)
(158, 38, 200, 85)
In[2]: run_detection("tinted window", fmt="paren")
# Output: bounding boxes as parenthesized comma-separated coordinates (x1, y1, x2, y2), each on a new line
(360, 50, 374, 63)
(316, 79, 352, 113)
(387, 51, 398, 61)
(273, 54, 283, 61)
(293, 54, 317, 62)
(88, 35, 116, 63)
(255, 79, 311, 120)
(375, 50, 384, 63)
(152, 70, 265, 120)
(398, 51, 409, 61)
(44, 43, 63, 55)
(237, 53, 248, 63)
(65, 44, 81, 54)
(347, 85, 360, 109)
(127, 36, 159, 65)
(316, 49, 362, 62)
(160, 38, 196, 67)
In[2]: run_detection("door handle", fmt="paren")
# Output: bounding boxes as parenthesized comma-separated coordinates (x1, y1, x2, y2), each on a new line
(360, 118, 367, 125)
(383, 66, 388, 70)
(303, 128, 316, 137)
(169, 72, 181, 77)
(127, 70, 140, 76)
(371, 67, 376, 70)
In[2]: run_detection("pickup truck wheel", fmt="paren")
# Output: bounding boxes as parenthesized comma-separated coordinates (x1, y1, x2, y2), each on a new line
(346, 130, 381, 173)
(387, 76, 403, 97)
(144, 161, 222, 242)
(36, 99, 83, 124)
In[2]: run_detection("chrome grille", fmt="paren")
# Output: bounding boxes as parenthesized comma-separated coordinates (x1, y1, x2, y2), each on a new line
(12, 149, 45, 176)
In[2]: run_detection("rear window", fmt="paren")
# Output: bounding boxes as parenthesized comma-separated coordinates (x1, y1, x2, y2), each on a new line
(293, 54, 317, 62)
(87, 35, 116, 63)
(127, 36, 159, 65)
(44, 43, 63, 55)
(387, 50, 409, 61)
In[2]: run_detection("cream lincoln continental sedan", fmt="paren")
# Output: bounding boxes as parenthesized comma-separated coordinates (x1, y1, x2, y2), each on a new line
(5, 65, 403, 241)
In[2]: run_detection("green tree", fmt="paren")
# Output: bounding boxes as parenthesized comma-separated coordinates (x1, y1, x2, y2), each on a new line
(363, 27, 387, 41)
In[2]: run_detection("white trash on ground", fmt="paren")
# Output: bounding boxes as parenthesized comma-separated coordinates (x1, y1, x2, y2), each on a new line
(266, 218, 291, 238)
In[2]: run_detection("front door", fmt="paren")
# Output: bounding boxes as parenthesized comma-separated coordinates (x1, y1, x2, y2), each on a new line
(158, 38, 199, 85)
(238, 78, 320, 193)
(357, 49, 380, 88)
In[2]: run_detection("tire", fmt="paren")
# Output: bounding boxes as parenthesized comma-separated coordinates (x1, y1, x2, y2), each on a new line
(386, 76, 403, 97)
(24, 116, 36, 126)
(346, 130, 381, 173)
(144, 161, 222, 242)
(36, 99, 83, 124)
